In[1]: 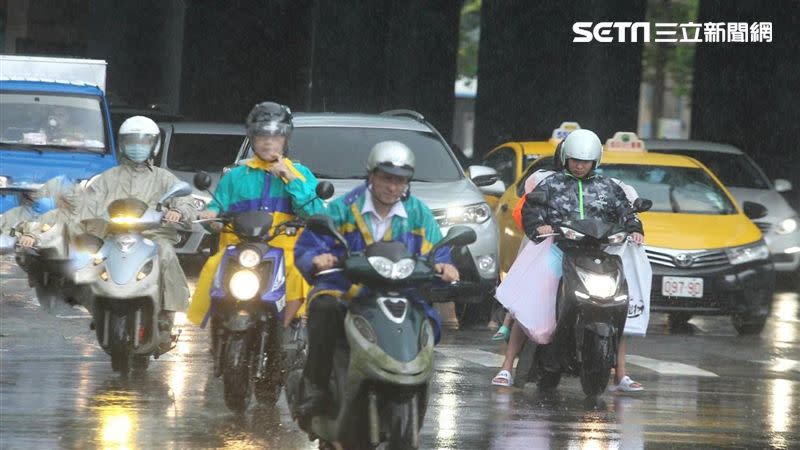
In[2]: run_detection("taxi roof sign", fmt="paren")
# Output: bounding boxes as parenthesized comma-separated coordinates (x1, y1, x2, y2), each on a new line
(550, 121, 581, 142)
(605, 131, 646, 152)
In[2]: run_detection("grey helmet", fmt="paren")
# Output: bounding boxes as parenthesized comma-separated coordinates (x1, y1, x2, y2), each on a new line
(246, 102, 293, 139)
(560, 129, 603, 169)
(366, 140, 415, 178)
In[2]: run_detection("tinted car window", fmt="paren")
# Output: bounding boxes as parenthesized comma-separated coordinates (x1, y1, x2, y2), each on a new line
(596, 164, 738, 214)
(167, 133, 243, 172)
(649, 150, 770, 189)
(247, 127, 462, 182)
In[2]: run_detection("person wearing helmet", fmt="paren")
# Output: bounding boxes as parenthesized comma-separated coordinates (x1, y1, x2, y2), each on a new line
(509, 129, 645, 392)
(69, 116, 195, 330)
(292, 140, 460, 416)
(2, 175, 76, 238)
(187, 102, 324, 329)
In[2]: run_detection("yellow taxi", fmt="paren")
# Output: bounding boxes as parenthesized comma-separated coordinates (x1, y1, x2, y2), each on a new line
(494, 132, 775, 335)
(480, 122, 580, 209)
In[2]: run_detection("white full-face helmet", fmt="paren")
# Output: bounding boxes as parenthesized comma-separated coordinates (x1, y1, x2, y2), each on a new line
(366, 140, 416, 178)
(118, 116, 161, 163)
(560, 129, 603, 169)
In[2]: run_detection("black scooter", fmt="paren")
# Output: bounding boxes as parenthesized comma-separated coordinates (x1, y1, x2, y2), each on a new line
(524, 193, 652, 397)
(286, 215, 476, 450)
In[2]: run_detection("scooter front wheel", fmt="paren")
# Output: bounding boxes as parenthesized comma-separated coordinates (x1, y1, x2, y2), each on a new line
(223, 335, 252, 413)
(579, 332, 613, 397)
(110, 313, 133, 374)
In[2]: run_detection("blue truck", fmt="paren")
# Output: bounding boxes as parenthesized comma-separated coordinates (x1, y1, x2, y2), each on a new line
(0, 55, 118, 212)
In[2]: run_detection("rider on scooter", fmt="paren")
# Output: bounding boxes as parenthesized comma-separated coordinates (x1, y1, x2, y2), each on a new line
(20, 116, 196, 331)
(293, 140, 460, 416)
(188, 101, 325, 328)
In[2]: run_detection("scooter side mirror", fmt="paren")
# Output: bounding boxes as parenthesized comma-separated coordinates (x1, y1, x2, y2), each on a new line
(158, 181, 193, 204)
(316, 181, 335, 200)
(633, 197, 652, 213)
(193, 171, 213, 191)
(306, 214, 350, 254)
(428, 225, 477, 266)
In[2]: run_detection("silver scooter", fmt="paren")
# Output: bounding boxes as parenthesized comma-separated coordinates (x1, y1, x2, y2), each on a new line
(90, 182, 193, 374)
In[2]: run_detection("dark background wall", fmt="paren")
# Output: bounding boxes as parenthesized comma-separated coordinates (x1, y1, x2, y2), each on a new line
(692, 0, 800, 206)
(473, 0, 648, 154)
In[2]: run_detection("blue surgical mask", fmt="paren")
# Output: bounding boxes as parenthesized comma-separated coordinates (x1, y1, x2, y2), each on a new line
(123, 144, 152, 163)
(32, 197, 56, 214)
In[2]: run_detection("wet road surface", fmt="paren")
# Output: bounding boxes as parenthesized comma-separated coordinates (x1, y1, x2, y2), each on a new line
(2, 256, 799, 449)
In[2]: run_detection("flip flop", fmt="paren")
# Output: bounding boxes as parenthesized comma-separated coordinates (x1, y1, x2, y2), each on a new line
(609, 375, 644, 392)
(491, 325, 511, 342)
(491, 369, 513, 387)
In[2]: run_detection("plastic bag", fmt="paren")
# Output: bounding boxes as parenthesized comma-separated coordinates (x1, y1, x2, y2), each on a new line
(606, 242, 652, 336)
(495, 237, 562, 344)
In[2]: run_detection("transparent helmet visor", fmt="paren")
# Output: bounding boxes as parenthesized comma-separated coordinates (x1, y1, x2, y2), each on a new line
(120, 133, 159, 147)
(249, 121, 291, 137)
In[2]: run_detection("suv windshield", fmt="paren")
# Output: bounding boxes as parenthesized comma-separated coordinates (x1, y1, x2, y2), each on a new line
(245, 127, 463, 182)
(596, 164, 738, 214)
(649, 149, 770, 189)
(0, 93, 106, 152)
(167, 133, 243, 172)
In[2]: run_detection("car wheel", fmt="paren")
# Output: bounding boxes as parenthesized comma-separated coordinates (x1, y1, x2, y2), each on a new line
(731, 313, 767, 335)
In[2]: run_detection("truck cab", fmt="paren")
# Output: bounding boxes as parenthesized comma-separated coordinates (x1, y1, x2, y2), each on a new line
(0, 55, 117, 212)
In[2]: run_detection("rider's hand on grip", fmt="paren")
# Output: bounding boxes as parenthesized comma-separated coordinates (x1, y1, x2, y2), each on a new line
(435, 263, 460, 283)
(312, 253, 339, 272)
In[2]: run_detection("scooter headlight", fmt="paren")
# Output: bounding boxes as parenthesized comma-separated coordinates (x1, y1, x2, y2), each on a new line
(576, 267, 618, 299)
(607, 232, 627, 245)
(238, 248, 261, 268)
(560, 226, 585, 241)
(229, 269, 260, 301)
(367, 257, 416, 280)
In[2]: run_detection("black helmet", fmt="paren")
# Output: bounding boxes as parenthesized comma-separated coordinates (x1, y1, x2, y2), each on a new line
(246, 102, 293, 139)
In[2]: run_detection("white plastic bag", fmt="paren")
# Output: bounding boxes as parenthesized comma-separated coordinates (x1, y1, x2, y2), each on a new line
(607, 242, 652, 336)
(495, 237, 562, 344)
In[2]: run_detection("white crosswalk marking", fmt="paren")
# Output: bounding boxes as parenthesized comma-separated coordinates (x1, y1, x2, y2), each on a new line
(626, 355, 718, 377)
(752, 358, 800, 373)
(435, 347, 718, 378)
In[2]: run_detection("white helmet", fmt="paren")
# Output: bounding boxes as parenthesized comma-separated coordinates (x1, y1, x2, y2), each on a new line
(118, 116, 161, 163)
(560, 129, 603, 168)
(366, 141, 415, 178)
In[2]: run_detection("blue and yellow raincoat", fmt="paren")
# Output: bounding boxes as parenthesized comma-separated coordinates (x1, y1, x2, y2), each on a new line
(294, 184, 450, 341)
(187, 158, 324, 326)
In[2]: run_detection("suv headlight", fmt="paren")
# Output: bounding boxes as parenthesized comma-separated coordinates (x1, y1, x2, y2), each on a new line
(367, 256, 415, 280)
(433, 203, 492, 226)
(726, 241, 770, 265)
(776, 217, 798, 235)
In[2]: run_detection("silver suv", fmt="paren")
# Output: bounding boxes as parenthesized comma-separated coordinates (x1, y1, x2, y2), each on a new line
(233, 110, 501, 303)
(646, 139, 800, 274)
(157, 121, 247, 255)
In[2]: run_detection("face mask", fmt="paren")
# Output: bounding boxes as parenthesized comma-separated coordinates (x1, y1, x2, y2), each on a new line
(124, 144, 152, 163)
(32, 197, 56, 214)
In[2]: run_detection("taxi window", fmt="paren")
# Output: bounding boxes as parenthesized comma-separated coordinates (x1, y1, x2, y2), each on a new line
(649, 149, 770, 189)
(483, 147, 516, 187)
(596, 164, 738, 215)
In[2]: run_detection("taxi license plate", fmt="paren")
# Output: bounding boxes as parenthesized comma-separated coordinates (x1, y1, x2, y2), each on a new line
(662, 276, 703, 298)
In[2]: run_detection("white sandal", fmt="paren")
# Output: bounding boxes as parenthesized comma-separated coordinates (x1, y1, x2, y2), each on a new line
(609, 375, 644, 392)
(491, 369, 513, 386)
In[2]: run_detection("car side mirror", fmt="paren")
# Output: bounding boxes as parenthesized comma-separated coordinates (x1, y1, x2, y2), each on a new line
(743, 201, 768, 220)
(774, 178, 792, 193)
(468, 165, 499, 187)
(633, 197, 652, 213)
(193, 171, 213, 191)
(316, 181, 335, 200)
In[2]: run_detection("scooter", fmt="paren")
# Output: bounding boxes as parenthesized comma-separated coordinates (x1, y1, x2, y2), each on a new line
(90, 182, 194, 374)
(13, 220, 105, 313)
(285, 214, 476, 450)
(526, 192, 651, 397)
(192, 171, 334, 413)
